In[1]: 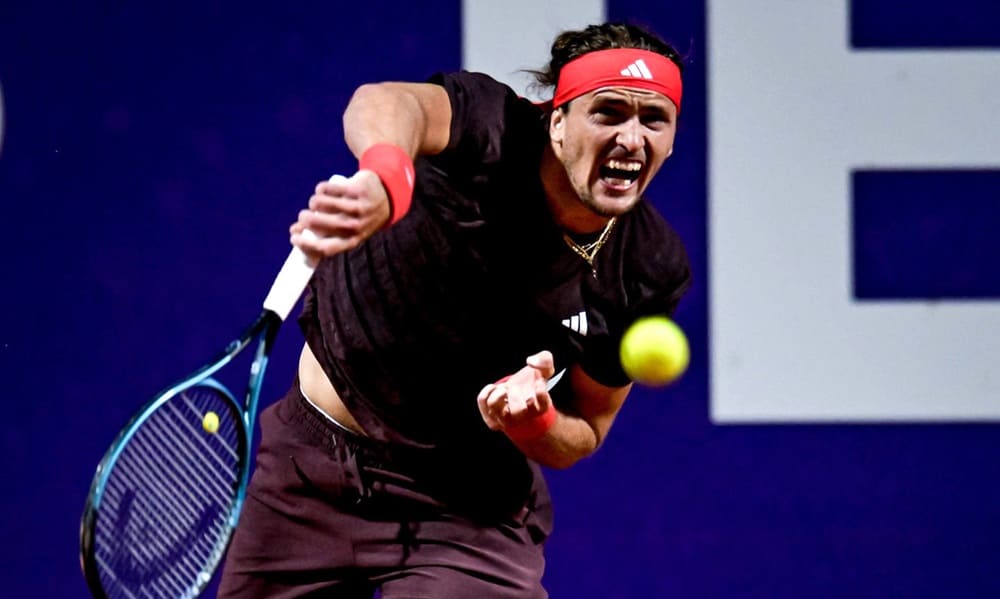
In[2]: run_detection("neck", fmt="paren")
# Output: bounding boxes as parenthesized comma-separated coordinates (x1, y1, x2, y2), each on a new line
(540, 145, 613, 235)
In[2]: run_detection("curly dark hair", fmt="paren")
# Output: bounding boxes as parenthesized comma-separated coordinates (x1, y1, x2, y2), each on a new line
(530, 22, 684, 94)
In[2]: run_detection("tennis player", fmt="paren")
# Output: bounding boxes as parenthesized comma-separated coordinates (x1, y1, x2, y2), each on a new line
(219, 22, 692, 598)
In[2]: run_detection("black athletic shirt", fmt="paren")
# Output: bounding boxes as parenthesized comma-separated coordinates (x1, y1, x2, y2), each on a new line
(299, 71, 691, 453)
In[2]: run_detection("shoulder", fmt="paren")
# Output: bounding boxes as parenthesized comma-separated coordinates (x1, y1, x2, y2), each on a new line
(430, 71, 513, 95)
(618, 202, 692, 311)
(429, 71, 543, 124)
(424, 71, 547, 173)
(429, 71, 519, 113)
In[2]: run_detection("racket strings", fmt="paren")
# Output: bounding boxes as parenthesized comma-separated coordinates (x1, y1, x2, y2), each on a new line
(94, 385, 243, 598)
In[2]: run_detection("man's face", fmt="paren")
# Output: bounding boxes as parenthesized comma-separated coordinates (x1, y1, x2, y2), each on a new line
(549, 87, 677, 217)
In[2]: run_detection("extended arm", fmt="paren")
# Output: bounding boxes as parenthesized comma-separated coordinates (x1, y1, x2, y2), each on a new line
(342, 82, 451, 158)
(291, 82, 452, 257)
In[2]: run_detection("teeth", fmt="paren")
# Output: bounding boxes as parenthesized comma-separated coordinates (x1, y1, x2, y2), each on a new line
(605, 159, 641, 172)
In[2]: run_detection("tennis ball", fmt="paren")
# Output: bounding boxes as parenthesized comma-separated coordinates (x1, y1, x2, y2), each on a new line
(620, 316, 690, 386)
(202, 411, 220, 434)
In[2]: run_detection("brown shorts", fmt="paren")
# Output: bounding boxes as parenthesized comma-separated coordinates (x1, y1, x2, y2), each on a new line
(217, 384, 552, 598)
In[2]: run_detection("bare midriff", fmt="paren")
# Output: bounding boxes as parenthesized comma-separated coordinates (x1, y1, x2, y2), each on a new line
(297, 342, 368, 436)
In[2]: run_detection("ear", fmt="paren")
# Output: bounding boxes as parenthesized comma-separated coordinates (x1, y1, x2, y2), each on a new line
(549, 109, 565, 146)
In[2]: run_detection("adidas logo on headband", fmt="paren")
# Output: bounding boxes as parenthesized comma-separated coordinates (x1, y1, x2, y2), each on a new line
(620, 58, 654, 80)
(552, 49, 682, 109)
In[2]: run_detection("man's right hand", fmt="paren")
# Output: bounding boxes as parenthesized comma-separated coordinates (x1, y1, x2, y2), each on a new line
(289, 171, 391, 258)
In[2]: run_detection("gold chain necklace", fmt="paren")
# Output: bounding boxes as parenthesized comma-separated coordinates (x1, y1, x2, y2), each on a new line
(562, 217, 617, 268)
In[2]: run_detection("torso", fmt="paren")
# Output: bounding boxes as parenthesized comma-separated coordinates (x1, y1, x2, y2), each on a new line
(298, 342, 366, 435)
(296, 71, 691, 447)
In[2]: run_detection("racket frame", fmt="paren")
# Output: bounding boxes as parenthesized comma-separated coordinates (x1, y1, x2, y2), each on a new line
(80, 310, 281, 599)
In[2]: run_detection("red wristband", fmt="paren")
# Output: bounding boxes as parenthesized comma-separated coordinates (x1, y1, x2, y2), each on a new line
(505, 407, 557, 443)
(359, 143, 415, 226)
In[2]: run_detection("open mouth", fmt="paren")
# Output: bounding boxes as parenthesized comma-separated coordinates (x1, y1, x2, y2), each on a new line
(599, 158, 642, 188)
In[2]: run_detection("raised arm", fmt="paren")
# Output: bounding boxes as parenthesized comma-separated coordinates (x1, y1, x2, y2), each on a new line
(291, 82, 452, 257)
(343, 82, 452, 158)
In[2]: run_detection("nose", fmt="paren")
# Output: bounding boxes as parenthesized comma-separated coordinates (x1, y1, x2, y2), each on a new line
(616, 117, 643, 153)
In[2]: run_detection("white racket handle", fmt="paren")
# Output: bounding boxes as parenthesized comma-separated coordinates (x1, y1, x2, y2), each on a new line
(262, 174, 347, 321)
(546, 367, 566, 391)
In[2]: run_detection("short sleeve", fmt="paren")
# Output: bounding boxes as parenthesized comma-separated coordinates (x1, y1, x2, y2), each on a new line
(577, 208, 693, 388)
(426, 71, 543, 178)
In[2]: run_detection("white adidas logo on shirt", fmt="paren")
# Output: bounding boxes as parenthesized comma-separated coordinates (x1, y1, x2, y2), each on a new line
(620, 58, 654, 80)
(561, 311, 588, 336)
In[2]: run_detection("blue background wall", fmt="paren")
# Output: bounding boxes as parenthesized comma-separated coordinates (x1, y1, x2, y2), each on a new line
(1, 1, 998, 597)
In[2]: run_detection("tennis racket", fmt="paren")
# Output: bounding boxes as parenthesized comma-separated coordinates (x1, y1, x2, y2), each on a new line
(79, 181, 337, 598)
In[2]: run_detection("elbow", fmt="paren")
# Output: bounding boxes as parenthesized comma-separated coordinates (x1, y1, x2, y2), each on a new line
(344, 83, 389, 120)
(348, 82, 421, 113)
(541, 454, 581, 470)
(349, 82, 387, 103)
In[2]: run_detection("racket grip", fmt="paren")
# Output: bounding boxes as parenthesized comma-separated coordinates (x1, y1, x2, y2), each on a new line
(262, 174, 349, 320)
(262, 230, 318, 321)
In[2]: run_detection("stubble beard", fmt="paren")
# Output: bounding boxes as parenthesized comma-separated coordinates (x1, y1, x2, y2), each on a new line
(574, 179, 643, 218)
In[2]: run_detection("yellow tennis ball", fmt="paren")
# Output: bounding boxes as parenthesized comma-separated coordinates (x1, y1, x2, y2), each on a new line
(202, 411, 220, 434)
(620, 316, 690, 386)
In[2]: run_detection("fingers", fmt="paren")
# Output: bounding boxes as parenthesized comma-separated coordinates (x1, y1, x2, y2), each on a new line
(476, 379, 551, 432)
(296, 207, 363, 237)
(526, 350, 556, 379)
(290, 215, 363, 255)
(476, 351, 561, 431)
(476, 383, 506, 431)
(528, 379, 552, 416)
(314, 173, 361, 199)
(289, 171, 391, 257)
(507, 384, 529, 414)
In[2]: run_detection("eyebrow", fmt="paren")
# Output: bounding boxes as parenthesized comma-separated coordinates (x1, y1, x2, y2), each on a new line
(591, 92, 673, 112)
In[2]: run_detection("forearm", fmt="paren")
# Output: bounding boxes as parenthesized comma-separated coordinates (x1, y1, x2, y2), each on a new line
(477, 356, 628, 469)
(510, 409, 602, 469)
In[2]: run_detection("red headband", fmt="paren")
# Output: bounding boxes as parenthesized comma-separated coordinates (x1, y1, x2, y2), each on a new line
(552, 48, 682, 110)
